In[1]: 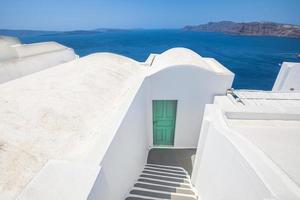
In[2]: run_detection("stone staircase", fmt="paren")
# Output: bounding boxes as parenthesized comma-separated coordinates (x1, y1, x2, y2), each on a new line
(125, 164, 198, 200)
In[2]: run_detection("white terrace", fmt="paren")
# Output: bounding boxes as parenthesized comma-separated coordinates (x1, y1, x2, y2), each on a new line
(0, 36, 299, 200)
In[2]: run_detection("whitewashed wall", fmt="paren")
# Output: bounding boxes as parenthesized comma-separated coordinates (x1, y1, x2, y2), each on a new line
(273, 62, 300, 92)
(193, 125, 273, 200)
(88, 81, 149, 200)
(192, 105, 300, 200)
(191, 106, 273, 200)
(87, 64, 234, 198)
(147, 65, 234, 147)
(17, 161, 101, 200)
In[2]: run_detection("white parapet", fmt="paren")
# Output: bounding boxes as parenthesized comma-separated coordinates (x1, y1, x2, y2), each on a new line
(0, 36, 78, 83)
(17, 160, 101, 200)
(0, 36, 21, 61)
(192, 94, 300, 200)
(273, 62, 300, 92)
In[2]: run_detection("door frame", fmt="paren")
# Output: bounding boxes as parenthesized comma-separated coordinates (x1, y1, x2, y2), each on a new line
(152, 99, 178, 146)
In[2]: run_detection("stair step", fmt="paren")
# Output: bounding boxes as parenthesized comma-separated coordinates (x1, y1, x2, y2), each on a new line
(143, 170, 189, 179)
(144, 167, 187, 175)
(130, 188, 197, 200)
(138, 178, 191, 189)
(125, 196, 158, 200)
(146, 164, 185, 172)
(126, 162, 197, 200)
(134, 183, 195, 195)
(125, 194, 167, 200)
(140, 174, 190, 184)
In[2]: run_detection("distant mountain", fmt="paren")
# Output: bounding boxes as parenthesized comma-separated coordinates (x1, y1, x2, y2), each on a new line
(183, 21, 300, 38)
(43, 30, 100, 36)
(0, 29, 58, 37)
(0, 28, 128, 38)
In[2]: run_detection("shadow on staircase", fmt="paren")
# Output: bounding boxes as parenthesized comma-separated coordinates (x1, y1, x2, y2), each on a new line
(147, 148, 196, 175)
(125, 148, 198, 200)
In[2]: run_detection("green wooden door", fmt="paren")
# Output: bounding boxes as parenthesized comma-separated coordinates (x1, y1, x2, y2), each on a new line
(153, 100, 177, 146)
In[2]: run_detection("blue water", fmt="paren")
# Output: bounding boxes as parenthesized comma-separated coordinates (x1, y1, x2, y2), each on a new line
(20, 30, 300, 90)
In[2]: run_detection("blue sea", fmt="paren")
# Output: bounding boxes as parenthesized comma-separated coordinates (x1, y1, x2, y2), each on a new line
(20, 30, 300, 90)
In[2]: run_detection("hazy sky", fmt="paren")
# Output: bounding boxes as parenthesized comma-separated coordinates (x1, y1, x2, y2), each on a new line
(1, 0, 300, 30)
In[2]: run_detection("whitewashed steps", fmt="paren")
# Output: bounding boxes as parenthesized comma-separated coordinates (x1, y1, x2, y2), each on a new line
(134, 183, 194, 195)
(144, 167, 188, 176)
(140, 174, 190, 184)
(142, 170, 189, 179)
(125, 164, 197, 200)
(146, 164, 185, 171)
(137, 178, 191, 189)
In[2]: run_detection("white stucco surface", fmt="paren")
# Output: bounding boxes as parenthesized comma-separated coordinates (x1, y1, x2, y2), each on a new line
(17, 160, 101, 200)
(3, 42, 298, 199)
(192, 94, 300, 200)
(0, 38, 77, 83)
(13, 42, 70, 58)
(228, 119, 300, 188)
(193, 64, 300, 199)
(0, 36, 20, 61)
(146, 48, 234, 147)
(228, 90, 300, 107)
(0, 53, 145, 199)
(0, 46, 234, 199)
(0, 36, 20, 46)
(0, 48, 77, 83)
(192, 109, 273, 200)
(150, 47, 229, 73)
(147, 65, 233, 147)
(88, 81, 149, 200)
(273, 62, 300, 92)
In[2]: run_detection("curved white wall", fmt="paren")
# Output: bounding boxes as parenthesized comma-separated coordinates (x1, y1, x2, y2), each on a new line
(147, 65, 234, 147)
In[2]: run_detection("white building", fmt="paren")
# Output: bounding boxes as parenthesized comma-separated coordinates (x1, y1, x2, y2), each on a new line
(0, 36, 299, 200)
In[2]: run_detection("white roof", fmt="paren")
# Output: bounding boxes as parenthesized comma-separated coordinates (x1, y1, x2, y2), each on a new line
(150, 47, 228, 73)
(0, 53, 145, 199)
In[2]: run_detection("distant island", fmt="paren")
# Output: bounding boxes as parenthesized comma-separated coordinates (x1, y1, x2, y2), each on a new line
(0, 28, 127, 37)
(0, 29, 58, 37)
(183, 21, 300, 38)
(2, 23, 300, 38)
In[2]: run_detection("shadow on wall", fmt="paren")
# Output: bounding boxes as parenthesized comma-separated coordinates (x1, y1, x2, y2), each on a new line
(147, 148, 196, 175)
